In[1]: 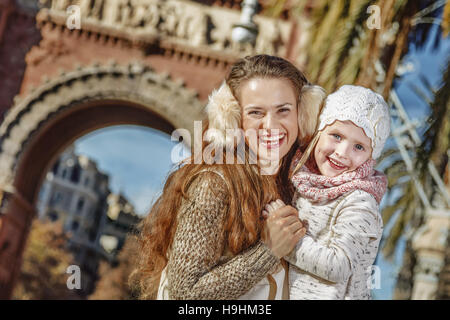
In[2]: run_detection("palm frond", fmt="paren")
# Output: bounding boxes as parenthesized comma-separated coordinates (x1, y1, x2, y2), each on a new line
(332, 0, 374, 84)
(443, 0, 450, 36)
(407, 83, 433, 105)
(387, 169, 409, 189)
(416, 59, 450, 176)
(382, 180, 419, 259)
(378, 147, 402, 164)
(263, 0, 288, 18)
(307, 0, 347, 82)
(336, 32, 367, 85)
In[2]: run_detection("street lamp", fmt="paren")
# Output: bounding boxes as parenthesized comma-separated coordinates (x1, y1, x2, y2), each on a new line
(231, 0, 259, 45)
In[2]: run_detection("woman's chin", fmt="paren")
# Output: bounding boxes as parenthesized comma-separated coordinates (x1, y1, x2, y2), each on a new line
(257, 145, 290, 163)
(257, 151, 283, 164)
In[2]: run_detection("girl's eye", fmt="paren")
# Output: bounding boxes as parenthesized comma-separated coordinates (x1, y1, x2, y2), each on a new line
(278, 108, 290, 113)
(249, 110, 262, 116)
(332, 134, 341, 140)
(355, 144, 364, 151)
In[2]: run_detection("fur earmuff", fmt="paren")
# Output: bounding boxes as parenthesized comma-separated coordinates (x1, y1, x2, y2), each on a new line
(297, 84, 327, 147)
(205, 81, 242, 148)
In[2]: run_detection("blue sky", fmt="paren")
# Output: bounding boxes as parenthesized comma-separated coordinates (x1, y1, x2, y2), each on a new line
(72, 24, 449, 300)
(75, 126, 180, 216)
(394, 24, 450, 121)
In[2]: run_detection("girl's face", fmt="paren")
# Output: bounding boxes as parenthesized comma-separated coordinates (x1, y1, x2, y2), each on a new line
(314, 120, 373, 177)
(240, 78, 299, 169)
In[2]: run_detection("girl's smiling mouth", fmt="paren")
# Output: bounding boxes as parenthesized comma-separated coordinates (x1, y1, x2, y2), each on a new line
(327, 157, 348, 170)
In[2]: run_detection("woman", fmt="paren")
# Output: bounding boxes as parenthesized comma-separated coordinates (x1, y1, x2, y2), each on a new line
(132, 55, 326, 299)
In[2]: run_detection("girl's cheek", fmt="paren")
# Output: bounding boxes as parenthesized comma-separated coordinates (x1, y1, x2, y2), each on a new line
(326, 139, 335, 150)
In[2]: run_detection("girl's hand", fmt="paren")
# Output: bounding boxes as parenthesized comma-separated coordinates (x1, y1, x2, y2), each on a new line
(262, 204, 307, 258)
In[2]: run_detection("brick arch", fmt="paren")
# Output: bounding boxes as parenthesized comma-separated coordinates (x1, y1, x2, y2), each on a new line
(0, 62, 204, 298)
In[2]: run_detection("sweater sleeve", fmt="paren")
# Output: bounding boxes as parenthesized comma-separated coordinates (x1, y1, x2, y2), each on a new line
(285, 190, 383, 283)
(166, 171, 280, 300)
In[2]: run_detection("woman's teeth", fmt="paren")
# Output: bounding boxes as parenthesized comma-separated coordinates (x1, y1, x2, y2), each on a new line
(260, 134, 285, 142)
(260, 134, 285, 147)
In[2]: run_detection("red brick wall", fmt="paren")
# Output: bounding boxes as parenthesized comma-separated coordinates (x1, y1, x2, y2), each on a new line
(0, 0, 41, 123)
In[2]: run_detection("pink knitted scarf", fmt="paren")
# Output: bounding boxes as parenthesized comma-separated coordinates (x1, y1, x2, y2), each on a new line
(290, 150, 387, 204)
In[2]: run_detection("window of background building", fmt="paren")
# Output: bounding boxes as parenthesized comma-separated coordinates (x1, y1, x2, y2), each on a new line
(50, 192, 63, 206)
(71, 221, 79, 231)
(84, 177, 90, 188)
(76, 197, 84, 213)
(48, 211, 58, 222)
(70, 164, 81, 183)
(52, 160, 59, 175)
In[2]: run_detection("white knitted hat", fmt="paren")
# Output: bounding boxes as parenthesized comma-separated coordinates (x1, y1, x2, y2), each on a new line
(317, 85, 391, 159)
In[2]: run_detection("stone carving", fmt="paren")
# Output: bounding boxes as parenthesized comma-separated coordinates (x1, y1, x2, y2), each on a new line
(39, 0, 291, 56)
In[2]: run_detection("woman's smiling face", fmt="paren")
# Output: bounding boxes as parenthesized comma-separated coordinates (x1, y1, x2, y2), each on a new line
(240, 77, 299, 169)
(314, 120, 373, 177)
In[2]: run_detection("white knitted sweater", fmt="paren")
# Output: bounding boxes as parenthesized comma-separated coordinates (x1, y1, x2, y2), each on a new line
(286, 189, 383, 300)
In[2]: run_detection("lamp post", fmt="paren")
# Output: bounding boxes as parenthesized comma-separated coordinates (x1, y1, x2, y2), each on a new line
(231, 0, 259, 45)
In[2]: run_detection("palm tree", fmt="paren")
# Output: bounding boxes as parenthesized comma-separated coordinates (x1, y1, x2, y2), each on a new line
(381, 60, 449, 299)
(263, 0, 446, 96)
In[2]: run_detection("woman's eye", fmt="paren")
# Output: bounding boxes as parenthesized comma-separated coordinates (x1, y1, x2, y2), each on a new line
(278, 108, 290, 113)
(249, 110, 262, 116)
(355, 144, 364, 151)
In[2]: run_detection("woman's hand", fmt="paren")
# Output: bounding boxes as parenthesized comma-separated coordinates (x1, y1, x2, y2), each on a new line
(261, 200, 307, 259)
(263, 200, 309, 231)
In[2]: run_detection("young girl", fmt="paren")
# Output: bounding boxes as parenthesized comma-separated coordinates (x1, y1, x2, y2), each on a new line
(264, 85, 390, 299)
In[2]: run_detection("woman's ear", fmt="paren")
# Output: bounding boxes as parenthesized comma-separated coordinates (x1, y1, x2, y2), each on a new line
(291, 131, 321, 177)
(297, 85, 326, 147)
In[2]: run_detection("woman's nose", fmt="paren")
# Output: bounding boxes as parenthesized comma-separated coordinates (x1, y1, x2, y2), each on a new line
(261, 113, 279, 129)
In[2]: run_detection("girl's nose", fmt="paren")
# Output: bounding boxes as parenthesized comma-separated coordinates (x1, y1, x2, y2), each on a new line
(335, 142, 350, 159)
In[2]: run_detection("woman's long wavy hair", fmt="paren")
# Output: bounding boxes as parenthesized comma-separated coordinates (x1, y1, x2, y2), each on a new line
(131, 55, 311, 299)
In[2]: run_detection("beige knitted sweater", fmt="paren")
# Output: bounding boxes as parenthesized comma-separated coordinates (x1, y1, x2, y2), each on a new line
(160, 170, 280, 300)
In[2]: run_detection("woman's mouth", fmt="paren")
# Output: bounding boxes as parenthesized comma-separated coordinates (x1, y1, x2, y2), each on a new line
(327, 157, 348, 171)
(260, 133, 286, 149)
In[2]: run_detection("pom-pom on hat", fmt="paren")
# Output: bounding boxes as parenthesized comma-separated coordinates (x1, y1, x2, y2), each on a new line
(317, 85, 391, 159)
